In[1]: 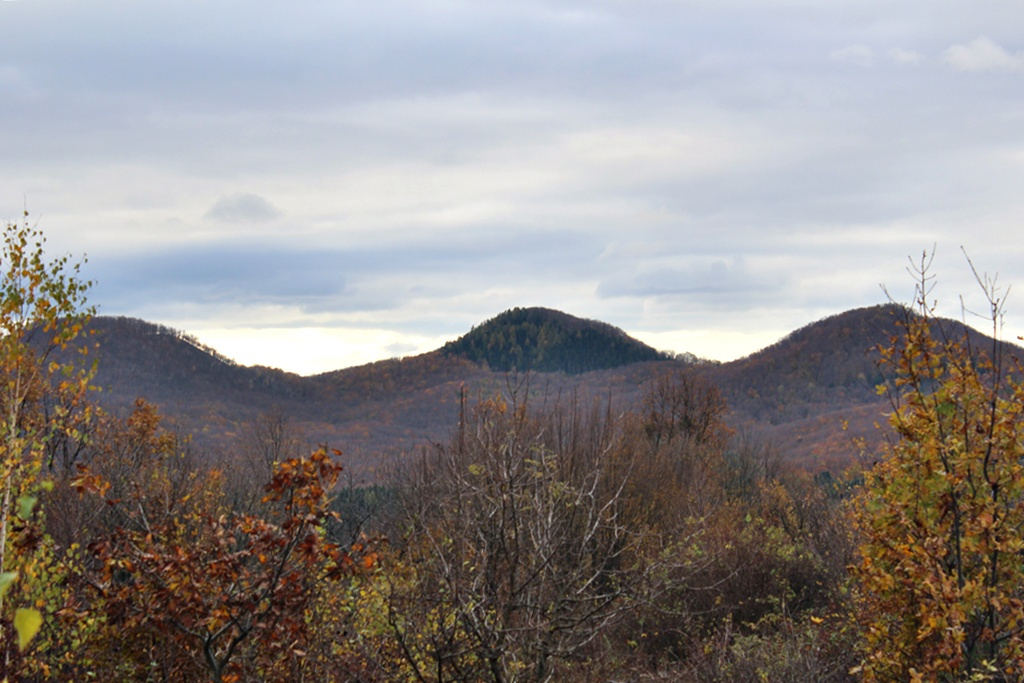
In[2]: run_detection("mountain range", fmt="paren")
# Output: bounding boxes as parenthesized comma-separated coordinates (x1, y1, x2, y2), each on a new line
(74, 305, 1012, 481)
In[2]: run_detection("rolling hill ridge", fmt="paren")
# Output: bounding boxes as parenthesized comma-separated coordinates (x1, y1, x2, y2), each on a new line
(73, 304, 1018, 478)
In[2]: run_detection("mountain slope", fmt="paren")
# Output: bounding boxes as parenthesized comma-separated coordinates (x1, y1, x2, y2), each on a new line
(85, 317, 317, 409)
(702, 305, 901, 424)
(699, 304, 1018, 469)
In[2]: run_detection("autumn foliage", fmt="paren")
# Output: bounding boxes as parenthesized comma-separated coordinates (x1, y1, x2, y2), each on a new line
(14, 215, 1024, 682)
(852, 267, 1024, 681)
(66, 441, 371, 682)
(0, 213, 95, 678)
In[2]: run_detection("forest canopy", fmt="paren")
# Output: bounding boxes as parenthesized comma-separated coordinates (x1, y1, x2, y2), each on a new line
(441, 306, 670, 374)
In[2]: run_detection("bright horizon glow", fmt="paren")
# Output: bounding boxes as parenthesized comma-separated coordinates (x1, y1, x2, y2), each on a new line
(186, 320, 793, 376)
(190, 327, 457, 376)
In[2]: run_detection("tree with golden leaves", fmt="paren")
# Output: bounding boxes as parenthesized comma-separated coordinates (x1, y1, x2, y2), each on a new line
(0, 212, 94, 675)
(853, 255, 1024, 681)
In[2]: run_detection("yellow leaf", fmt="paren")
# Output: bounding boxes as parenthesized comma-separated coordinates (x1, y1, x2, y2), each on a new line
(14, 607, 42, 652)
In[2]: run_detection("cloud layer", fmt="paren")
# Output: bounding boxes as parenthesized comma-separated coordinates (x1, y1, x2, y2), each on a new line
(3, 1, 1024, 373)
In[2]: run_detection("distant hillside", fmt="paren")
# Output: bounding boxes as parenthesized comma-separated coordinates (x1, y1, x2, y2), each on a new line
(699, 304, 1021, 470)
(67, 304, 1022, 480)
(81, 317, 322, 440)
(441, 307, 668, 374)
(703, 305, 900, 424)
(78, 317, 503, 472)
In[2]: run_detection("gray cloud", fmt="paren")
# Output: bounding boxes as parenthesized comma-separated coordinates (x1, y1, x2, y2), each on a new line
(90, 227, 604, 317)
(597, 258, 789, 303)
(93, 245, 347, 311)
(205, 193, 282, 224)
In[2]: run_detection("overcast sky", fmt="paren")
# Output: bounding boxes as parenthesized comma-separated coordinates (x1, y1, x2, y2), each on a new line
(3, 1, 1023, 375)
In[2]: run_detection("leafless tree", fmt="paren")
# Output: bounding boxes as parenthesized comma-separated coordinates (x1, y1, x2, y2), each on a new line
(388, 389, 645, 683)
(226, 406, 305, 513)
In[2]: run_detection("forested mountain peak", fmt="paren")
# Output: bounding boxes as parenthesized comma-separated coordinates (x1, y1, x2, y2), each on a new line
(440, 306, 669, 374)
